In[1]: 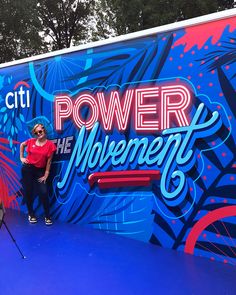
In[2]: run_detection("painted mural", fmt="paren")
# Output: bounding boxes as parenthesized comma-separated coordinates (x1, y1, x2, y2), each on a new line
(0, 13, 236, 265)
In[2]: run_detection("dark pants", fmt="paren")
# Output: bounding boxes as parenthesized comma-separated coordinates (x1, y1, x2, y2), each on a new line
(21, 164, 50, 218)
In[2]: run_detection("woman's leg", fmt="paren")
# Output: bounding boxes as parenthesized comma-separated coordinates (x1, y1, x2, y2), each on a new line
(35, 168, 51, 219)
(21, 165, 35, 216)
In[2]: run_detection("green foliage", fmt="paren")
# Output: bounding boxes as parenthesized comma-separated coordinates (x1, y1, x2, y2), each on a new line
(0, 0, 235, 63)
(92, 0, 143, 38)
(37, 0, 95, 50)
(0, 0, 95, 63)
(92, 0, 235, 39)
(0, 0, 46, 63)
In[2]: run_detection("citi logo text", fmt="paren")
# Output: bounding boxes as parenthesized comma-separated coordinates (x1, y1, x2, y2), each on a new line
(5, 81, 30, 109)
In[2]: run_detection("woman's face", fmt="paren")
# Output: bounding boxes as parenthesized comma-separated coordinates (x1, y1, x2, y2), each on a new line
(34, 125, 46, 139)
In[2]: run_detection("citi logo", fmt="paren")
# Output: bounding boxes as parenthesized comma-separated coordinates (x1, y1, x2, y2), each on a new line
(5, 81, 30, 109)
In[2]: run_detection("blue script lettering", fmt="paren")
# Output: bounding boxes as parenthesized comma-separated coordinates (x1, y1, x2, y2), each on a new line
(57, 103, 222, 206)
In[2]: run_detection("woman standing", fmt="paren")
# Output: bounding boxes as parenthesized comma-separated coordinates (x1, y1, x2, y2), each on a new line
(20, 123, 56, 225)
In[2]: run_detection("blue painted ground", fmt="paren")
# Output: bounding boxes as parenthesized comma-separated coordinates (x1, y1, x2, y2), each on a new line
(0, 209, 235, 295)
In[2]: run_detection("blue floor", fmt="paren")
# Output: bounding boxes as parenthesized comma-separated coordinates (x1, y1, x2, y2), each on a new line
(0, 209, 235, 295)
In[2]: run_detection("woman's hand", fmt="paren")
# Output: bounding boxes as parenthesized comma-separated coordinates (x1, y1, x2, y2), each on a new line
(38, 174, 48, 184)
(38, 171, 49, 184)
(20, 157, 29, 164)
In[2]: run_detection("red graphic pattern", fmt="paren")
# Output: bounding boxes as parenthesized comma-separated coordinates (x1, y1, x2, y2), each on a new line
(185, 206, 236, 262)
(0, 136, 21, 208)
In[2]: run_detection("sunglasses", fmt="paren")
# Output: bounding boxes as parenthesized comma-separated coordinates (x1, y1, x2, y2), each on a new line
(34, 130, 44, 136)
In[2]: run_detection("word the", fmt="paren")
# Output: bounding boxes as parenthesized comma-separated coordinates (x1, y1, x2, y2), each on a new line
(52, 136, 74, 155)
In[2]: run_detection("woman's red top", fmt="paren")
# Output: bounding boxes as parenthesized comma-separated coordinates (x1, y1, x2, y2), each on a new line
(25, 138, 56, 168)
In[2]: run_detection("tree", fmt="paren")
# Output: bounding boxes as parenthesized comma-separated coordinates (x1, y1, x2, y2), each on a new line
(0, 0, 46, 63)
(172, 0, 235, 22)
(92, 0, 143, 39)
(37, 0, 95, 50)
(0, 0, 235, 63)
(0, 0, 95, 63)
(92, 0, 235, 40)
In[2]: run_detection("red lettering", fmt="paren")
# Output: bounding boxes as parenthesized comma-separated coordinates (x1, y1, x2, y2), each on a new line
(54, 84, 192, 132)
(97, 90, 134, 131)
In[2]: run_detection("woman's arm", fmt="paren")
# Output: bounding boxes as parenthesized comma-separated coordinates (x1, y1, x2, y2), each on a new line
(20, 142, 28, 164)
(44, 154, 54, 177)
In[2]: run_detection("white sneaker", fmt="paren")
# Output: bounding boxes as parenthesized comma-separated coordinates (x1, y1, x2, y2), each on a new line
(45, 217, 53, 225)
(28, 215, 37, 224)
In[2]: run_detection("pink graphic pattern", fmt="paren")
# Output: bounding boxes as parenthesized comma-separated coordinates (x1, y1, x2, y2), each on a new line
(174, 17, 236, 52)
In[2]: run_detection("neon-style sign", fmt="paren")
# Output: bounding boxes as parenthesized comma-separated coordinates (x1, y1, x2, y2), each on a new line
(54, 83, 191, 131)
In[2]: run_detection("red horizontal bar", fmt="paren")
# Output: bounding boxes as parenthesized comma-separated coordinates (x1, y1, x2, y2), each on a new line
(88, 170, 161, 189)
(98, 177, 151, 189)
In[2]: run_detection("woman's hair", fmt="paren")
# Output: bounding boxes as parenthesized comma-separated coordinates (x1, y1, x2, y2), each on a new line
(32, 123, 46, 135)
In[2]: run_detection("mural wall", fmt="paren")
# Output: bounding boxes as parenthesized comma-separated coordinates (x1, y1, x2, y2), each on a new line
(0, 12, 236, 265)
